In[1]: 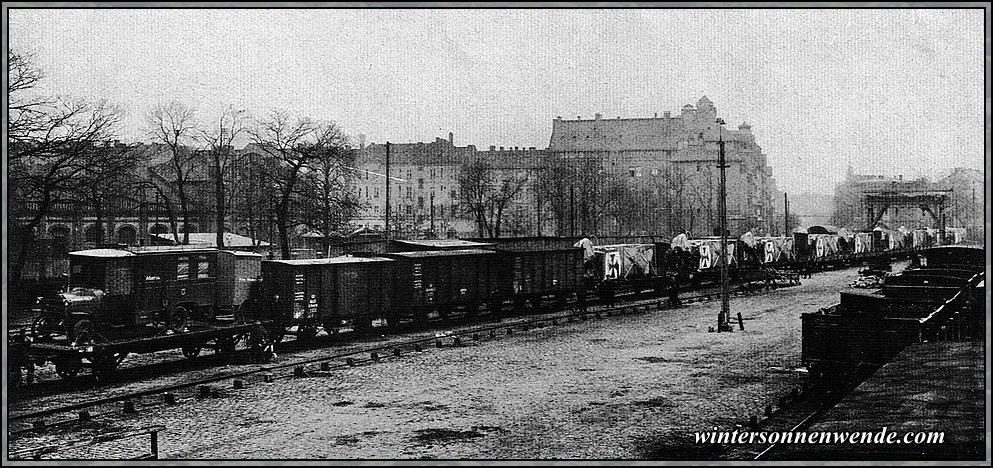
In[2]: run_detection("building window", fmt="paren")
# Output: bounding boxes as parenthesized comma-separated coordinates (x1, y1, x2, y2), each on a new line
(406, 187, 411, 199)
(374, 187, 379, 198)
(365, 187, 369, 198)
(440, 206, 445, 218)
(418, 178, 424, 189)
(418, 197, 424, 210)
(697, 164, 701, 172)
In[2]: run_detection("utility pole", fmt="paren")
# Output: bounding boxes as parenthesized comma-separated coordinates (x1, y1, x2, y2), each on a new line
(784, 192, 789, 237)
(716, 118, 732, 333)
(430, 192, 435, 237)
(385, 142, 391, 240)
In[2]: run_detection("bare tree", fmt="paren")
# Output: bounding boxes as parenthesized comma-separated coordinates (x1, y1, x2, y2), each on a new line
(250, 111, 346, 258)
(298, 141, 364, 255)
(146, 101, 199, 244)
(458, 160, 529, 238)
(8, 50, 125, 282)
(200, 106, 248, 248)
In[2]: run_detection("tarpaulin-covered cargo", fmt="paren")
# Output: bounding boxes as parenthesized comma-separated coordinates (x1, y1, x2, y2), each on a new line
(910, 229, 931, 250)
(808, 234, 840, 258)
(592, 244, 657, 281)
(853, 232, 875, 254)
(757, 237, 795, 265)
(262, 255, 394, 329)
(689, 238, 737, 270)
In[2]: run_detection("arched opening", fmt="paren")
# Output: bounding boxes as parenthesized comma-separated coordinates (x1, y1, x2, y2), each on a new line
(150, 223, 169, 235)
(84, 225, 103, 243)
(49, 225, 71, 239)
(118, 225, 138, 245)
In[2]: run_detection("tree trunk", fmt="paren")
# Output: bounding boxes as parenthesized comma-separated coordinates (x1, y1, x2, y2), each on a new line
(10, 194, 51, 284)
(214, 154, 225, 248)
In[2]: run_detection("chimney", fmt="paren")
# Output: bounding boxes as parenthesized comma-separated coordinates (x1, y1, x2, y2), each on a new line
(664, 111, 671, 118)
(654, 112, 658, 118)
(594, 113, 602, 120)
(499, 147, 504, 151)
(448, 132, 454, 145)
(898, 174, 903, 180)
(489, 145, 496, 151)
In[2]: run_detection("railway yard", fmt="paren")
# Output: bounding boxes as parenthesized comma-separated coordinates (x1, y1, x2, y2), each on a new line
(13, 260, 973, 461)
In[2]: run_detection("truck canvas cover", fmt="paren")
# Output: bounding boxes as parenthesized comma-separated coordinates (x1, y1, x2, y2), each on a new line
(593, 244, 656, 281)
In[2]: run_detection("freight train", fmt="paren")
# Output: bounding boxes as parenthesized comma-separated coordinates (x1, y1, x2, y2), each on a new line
(10, 226, 956, 382)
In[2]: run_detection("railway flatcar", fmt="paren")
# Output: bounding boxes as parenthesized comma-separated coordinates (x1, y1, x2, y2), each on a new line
(23, 247, 271, 380)
(380, 249, 502, 321)
(32, 247, 260, 343)
(259, 255, 395, 341)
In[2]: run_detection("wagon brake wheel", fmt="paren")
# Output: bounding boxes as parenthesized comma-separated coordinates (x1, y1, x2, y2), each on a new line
(169, 306, 190, 333)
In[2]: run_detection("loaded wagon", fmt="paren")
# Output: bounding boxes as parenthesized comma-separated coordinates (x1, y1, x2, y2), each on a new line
(260, 255, 395, 341)
(501, 247, 585, 309)
(380, 249, 501, 321)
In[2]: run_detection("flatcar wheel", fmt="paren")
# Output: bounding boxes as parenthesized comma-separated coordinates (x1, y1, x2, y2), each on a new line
(182, 346, 203, 359)
(297, 324, 318, 341)
(55, 358, 82, 379)
(169, 306, 189, 333)
(215, 337, 237, 355)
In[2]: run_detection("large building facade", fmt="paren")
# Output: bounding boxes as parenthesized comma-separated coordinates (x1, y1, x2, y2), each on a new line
(544, 96, 781, 237)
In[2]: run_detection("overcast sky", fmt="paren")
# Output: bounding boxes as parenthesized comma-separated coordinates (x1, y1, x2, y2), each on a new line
(7, 7, 985, 194)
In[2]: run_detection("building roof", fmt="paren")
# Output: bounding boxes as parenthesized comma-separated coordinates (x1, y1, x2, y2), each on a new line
(383, 249, 496, 258)
(266, 255, 394, 266)
(391, 239, 496, 250)
(151, 232, 270, 248)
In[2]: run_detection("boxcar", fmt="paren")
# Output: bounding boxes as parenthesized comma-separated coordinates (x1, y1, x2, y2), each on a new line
(502, 247, 585, 308)
(380, 249, 500, 321)
(32, 247, 251, 343)
(261, 255, 394, 340)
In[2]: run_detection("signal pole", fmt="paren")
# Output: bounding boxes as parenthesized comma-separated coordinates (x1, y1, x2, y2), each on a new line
(716, 118, 733, 333)
(385, 142, 391, 240)
(784, 192, 789, 237)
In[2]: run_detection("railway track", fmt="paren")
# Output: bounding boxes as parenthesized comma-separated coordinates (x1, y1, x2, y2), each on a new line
(9, 278, 786, 435)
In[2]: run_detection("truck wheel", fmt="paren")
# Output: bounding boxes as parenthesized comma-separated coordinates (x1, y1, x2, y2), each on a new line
(69, 319, 95, 345)
(169, 306, 189, 333)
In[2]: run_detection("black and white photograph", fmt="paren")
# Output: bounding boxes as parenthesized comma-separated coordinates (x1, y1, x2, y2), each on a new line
(4, 3, 988, 463)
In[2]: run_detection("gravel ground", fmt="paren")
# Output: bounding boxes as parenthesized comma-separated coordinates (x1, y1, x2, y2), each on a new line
(8, 265, 868, 460)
